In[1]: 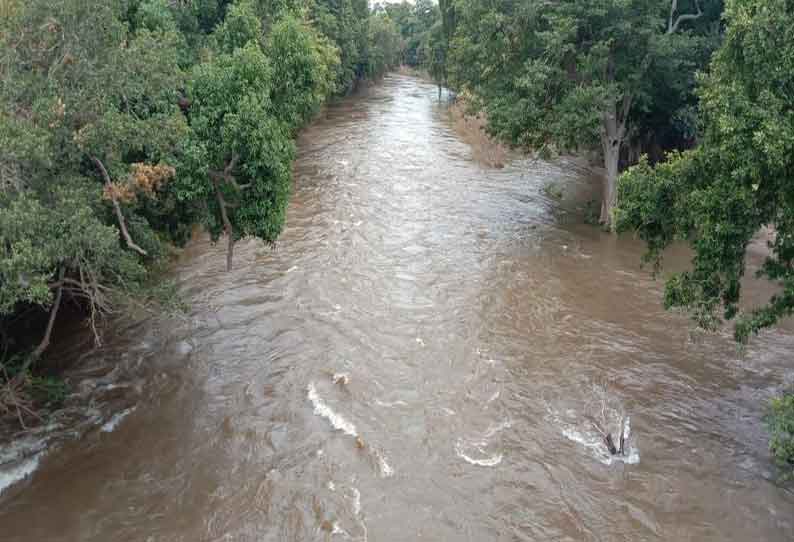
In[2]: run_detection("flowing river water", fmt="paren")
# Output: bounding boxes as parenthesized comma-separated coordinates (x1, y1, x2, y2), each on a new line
(2, 75, 794, 541)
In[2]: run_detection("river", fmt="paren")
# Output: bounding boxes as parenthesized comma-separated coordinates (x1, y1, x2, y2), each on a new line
(1, 74, 793, 541)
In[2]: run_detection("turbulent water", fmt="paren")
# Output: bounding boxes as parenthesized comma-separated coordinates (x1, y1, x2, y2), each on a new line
(2, 75, 794, 541)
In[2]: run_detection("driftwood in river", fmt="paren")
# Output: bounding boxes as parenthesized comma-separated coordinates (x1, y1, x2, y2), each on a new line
(604, 425, 628, 456)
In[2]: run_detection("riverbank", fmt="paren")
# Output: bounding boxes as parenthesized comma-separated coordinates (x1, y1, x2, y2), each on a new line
(2, 74, 792, 541)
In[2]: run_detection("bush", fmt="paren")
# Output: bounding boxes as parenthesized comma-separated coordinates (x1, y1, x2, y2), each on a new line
(766, 392, 794, 480)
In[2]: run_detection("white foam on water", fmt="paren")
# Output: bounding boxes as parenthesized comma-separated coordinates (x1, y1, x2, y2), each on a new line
(0, 452, 44, 495)
(350, 487, 361, 516)
(454, 440, 503, 467)
(558, 414, 639, 466)
(544, 401, 640, 466)
(372, 450, 394, 478)
(100, 406, 136, 433)
(561, 426, 640, 466)
(485, 419, 512, 437)
(374, 399, 408, 408)
(376, 452, 394, 478)
(331, 521, 349, 536)
(307, 382, 358, 437)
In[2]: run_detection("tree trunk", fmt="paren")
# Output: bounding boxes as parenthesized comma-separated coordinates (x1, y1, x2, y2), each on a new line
(600, 139, 620, 227)
(212, 178, 235, 272)
(599, 95, 632, 229)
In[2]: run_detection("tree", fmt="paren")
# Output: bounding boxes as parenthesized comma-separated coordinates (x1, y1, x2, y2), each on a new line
(177, 43, 293, 271)
(617, 0, 794, 343)
(617, 0, 794, 477)
(0, 0, 187, 357)
(364, 13, 402, 79)
(177, 14, 338, 271)
(448, 0, 715, 227)
(0, 0, 384, 420)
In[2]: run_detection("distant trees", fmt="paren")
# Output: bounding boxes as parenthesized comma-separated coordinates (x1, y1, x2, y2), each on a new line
(0, 0, 401, 388)
(381, 0, 439, 69)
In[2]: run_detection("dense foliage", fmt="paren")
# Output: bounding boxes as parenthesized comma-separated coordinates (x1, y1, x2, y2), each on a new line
(440, 0, 721, 227)
(376, 0, 439, 71)
(0, 0, 401, 393)
(767, 393, 794, 480)
(618, 0, 794, 343)
(617, 0, 794, 476)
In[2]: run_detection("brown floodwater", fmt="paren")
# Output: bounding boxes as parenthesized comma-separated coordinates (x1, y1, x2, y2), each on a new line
(2, 74, 793, 541)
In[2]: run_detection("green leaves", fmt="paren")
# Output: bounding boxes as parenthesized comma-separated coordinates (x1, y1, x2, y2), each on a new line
(0, 182, 143, 315)
(766, 392, 794, 480)
(0, 0, 391, 361)
(268, 16, 339, 128)
(214, 0, 263, 54)
(618, 0, 794, 344)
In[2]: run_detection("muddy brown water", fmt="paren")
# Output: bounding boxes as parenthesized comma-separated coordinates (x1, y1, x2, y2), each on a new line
(2, 75, 794, 541)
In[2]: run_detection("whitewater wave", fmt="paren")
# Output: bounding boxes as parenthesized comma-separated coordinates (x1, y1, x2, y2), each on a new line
(454, 420, 509, 468)
(561, 423, 640, 466)
(376, 451, 395, 477)
(0, 452, 44, 496)
(307, 382, 358, 437)
(100, 407, 136, 433)
(545, 401, 640, 466)
(454, 440, 503, 467)
(374, 399, 408, 408)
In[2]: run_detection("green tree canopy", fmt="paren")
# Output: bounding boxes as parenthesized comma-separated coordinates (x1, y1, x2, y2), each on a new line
(618, 0, 794, 343)
(0, 0, 392, 377)
(448, 0, 719, 227)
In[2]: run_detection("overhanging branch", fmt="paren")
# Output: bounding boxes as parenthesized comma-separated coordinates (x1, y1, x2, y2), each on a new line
(91, 156, 148, 256)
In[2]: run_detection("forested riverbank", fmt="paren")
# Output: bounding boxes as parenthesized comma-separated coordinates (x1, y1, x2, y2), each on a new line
(0, 0, 403, 422)
(2, 73, 792, 542)
(391, 0, 794, 480)
(2, 0, 794, 496)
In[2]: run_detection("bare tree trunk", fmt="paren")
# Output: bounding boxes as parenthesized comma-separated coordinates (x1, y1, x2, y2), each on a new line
(599, 95, 632, 229)
(600, 140, 620, 227)
(208, 154, 241, 271)
(212, 178, 235, 272)
(91, 157, 147, 256)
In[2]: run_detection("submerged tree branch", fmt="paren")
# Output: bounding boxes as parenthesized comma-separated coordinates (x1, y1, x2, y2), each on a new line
(91, 156, 148, 256)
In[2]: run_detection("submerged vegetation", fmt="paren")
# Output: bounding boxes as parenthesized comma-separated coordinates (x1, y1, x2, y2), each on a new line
(0, 0, 401, 420)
